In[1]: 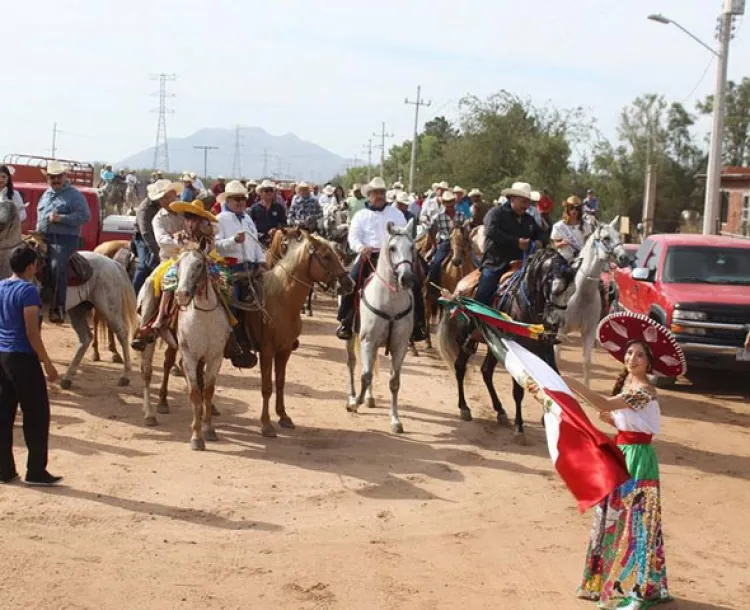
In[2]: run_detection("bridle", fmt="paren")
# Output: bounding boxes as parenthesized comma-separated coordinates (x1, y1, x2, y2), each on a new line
(176, 249, 220, 313)
(577, 223, 622, 283)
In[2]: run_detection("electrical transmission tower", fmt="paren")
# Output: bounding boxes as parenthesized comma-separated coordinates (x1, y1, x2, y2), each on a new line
(150, 73, 177, 171)
(372, 122, 393, 179)
(231, 125, 243, 178)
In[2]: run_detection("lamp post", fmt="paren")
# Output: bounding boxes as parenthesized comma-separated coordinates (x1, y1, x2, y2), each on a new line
(647, 2, 743, 235)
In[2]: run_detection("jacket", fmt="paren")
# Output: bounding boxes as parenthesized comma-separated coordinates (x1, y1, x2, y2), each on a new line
(152, 208, 184, 261)
(135, 197, 160, 258)
(481, 202, 548, 271)
(214, 211, 265, 265)
(36, 182, 91, 236)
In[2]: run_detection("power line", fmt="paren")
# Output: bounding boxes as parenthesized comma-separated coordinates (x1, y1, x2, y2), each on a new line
(372, 122, 393, 179)
(405, 85, 431, 192)
(232, 125, 243, 178)
(193, 145, 218, 184)
(150, 73, 177, 171)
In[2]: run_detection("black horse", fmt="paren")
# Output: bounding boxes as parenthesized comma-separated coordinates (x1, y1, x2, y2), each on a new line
(437, 249, 578, 442)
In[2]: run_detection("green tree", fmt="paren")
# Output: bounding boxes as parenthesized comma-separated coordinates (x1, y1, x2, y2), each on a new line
(697, 77, 750, 166)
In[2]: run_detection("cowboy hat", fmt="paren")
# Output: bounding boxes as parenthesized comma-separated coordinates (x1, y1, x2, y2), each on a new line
(296, 181, 310, 192)
(598, 312, 686, 378)
(436, 181, 450, 190)
(361, 177, 387, 196)
(441, 190, 456, 203)
(352, 183, 362, 193)
(564, 195, 583, 207)
(169, 198, 218, 223)
(147, 179, 184, 201)
(453, 185, 466, 195)
(256, 179, 277, 194)
(468, 188, 483, 198)
(392, 181, 404, 190)
(180, 173, 193, 182)
(246, 179, 258, 188)
(217, 180, 249, 203)
(395, 191, 412, 206)
(45, 160, 67, 176)
(530, 191, 541, 202)
(322, 185, 335, 196)
(501, 182, 533, 199)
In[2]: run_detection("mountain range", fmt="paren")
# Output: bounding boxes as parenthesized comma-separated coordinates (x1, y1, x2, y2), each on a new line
(118, 127, 352, 183)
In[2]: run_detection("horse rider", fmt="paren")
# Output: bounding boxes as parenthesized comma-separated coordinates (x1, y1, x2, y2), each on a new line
(475, 182, 548, 306)
(550, 196, 588, 262)
(36, 160, 91, 324)
(582, 188, 599, 219)
(536, 189, 555, 241)
(336, 177, 428, 342)
(453, 186, 472, 219)
(180, 173, 198, 203)
(211, 176, 226, 197)
(215, 180, 269, 369)
(394, 191, 417, 236)
(346, 184, 367, 223)
(424, 189, 468, 295)
(133, 179, 182, 296)
(386, 180, 404, 204)
(419, 180, 449, 227)
(249, 179, 288, 246)
(99, 164, 115, 188)
(189, 172, 205, 193)
(289, 181, 323, 231)
(467, 188, 489, 227)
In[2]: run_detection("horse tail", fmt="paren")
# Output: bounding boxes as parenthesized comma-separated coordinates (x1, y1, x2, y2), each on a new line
(113, 263, 139, 337)
(436, 312, 460, 370)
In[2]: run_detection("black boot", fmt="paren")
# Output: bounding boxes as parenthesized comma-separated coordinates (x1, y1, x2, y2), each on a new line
(226, 323, 258, 369)
(411, 324, 428, 342)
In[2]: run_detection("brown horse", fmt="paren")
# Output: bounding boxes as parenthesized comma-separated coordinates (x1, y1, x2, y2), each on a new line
(246, 231, 353, 437)
(92, 240, 134, 362)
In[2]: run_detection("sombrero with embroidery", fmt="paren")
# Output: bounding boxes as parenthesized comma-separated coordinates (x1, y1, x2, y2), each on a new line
(597, 312, 686, 378)
(169, 198, 218, 223)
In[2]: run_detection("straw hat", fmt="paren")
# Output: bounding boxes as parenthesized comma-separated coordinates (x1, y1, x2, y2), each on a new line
(500, 182, 533, 199)
(322, 184, 335, 196)
(169, 198, 218, 223)
(217, 180, 249, 203)
(530, 191, 541, 202)
(453, 185, 466, 195)
(468, 188, 483, 198)
(256, 179, 277, 194)
(147, 179, 184, 202)
(395, 191, 412, 206)
(441, 190, 457, 204)
(351, 183, 362, 194)
(45, 160, 67, 176)
(296, 181, 310, 192)
(392, 181, 404, 190)
(361, 177, 387, 196)
(436, 181, 450, 190)
(564, 195, 583, 207)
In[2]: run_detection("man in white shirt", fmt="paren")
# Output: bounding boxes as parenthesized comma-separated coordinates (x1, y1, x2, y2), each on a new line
(336, 177, 427, 342)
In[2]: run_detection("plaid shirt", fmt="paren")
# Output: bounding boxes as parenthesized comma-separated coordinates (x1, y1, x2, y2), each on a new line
(289, 194, 323, 224)
(426, 207, 467, 242)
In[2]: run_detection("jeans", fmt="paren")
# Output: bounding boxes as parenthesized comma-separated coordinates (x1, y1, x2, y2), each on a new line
(475, 267, 503, 305)
(229, 263, 259, 348)
(133, 237, 157, 297)
(45, 233, 79, 310)
(428, 240, 451, 287)
(337, 253, 378, 326)
(0, 352, 50, 479)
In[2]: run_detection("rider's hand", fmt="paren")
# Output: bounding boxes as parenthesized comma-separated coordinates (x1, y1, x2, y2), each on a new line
(519, 238, 530, 251)
(534, 240, 543, 250)
(44, 360, 59, 383)
(48, 212, 60, 223)
(360, 247, 373, 259)
(234, 232, 246, 244)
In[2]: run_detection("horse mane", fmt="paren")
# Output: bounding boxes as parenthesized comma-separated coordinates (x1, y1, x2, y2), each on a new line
(519, 249, 560, 319)
(263, 236, 310, 298)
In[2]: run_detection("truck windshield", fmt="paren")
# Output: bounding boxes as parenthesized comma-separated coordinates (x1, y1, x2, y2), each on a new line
(663, 246, 750, 285)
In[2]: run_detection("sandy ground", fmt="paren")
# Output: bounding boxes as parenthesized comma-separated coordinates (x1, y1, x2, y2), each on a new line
(0, 298, 748, 610)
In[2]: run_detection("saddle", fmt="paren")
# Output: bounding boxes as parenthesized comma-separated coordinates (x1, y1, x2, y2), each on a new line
(113, 247, 134, 278)
(66, 252, 94, 287)
(230, 268, 264, 312)
(453, 260, 522, 304)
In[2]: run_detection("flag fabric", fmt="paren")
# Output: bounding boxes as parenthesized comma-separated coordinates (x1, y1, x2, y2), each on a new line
(439, 296, 546, 340)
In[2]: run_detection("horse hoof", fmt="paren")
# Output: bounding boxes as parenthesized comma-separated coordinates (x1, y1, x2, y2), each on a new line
(306, 311, 313, 317)
(91, 352, 101, 363)
(60, 379, 72, 390)
(366, 397, 376, 409)
(144, 416, 158, 427)
(512, 431, 528, 446)
(391, 422, 404, 434)
(261, 424, 278, 438)
(191, 438, 206, 451)
(346, 403, 359, 413)
(459, 408, 473, 422)
(211, 404, 220, 416)
(157, 402, 170, 414)
(171, 366, 184, 378)
(112, 354, 123, 364)
(279, 417, 295, 429)
(203, 427, 217, 442)
(497, 412, 510, 427)
(117, 376, 130, 387)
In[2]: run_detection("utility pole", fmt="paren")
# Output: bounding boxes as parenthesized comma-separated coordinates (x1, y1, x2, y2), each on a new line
(51, 122, 58, 159)
(194, 145, 218, 185)
(150, 73, 177, 171)
(362, 139, 374, 182)
(231, 125, 243, 178)
(372, 122, 393, 179)
(404, 85, 431, 193)
(262, 147, 269, 178)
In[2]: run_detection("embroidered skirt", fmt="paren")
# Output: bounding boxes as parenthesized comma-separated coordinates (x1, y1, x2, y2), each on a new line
(152, 255, 232, 302)
(577, 443, 671, 609)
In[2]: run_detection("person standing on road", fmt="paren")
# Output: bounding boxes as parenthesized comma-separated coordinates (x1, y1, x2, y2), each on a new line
(36, 161, 91, 324)
(0, 244, 62, 486)
(0, 165, 27, 223)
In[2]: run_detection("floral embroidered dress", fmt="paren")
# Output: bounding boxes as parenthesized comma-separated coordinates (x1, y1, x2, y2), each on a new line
(578, 386, 671, 609)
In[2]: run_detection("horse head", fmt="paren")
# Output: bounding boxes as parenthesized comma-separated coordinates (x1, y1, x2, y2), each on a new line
(591, 219, 630, 268)
(301, 231, 354, 296)
(449, 223, 470, 268)
(174, 247, 208, 307)
(524, 250, 577, 334)
(385, 219, 415, 289)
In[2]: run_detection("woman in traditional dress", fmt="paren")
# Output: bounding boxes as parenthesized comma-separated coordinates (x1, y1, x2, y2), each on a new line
(564, 311, 686, 609)
(551, 195, 588, 262)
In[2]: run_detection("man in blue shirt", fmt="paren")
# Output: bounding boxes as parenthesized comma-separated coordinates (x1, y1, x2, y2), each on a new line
(249, 180, 288, 246)
(583, 188, 599, 217)
(180, 174, 198, 203)
(0, 244, 62, 486)
(36, 161, 91, 323)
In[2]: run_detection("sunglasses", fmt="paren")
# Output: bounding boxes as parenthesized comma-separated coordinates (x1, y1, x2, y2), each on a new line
(227, 196, 247, 202)
(261, 188, 274, 193)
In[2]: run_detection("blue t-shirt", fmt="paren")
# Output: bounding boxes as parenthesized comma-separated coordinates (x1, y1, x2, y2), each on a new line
(0, 279, 42, 354)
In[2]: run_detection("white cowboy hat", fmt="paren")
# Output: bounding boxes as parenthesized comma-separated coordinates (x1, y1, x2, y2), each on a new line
(497, 196, 508, 205)
(361, 176, 387, 196)
(453, 185, 466, 195)
(392, 181, 404, 190)
(189, 172, 198, 180)
(431, 182, 439, 190)
(351, 183, 362, 193)
(217, 180, 249, 203)
(180, 173, 193, 182)
(468, 188, 483, 198)
(395, 191, 412, 206)
(217, 175, 225, 180)
(147, 179, 184, 201)
(386, 191, 397, 203)
(44, 160, 68, 176)
(501, 182, 533, 200)
(322, 184, 335, 196)
(296, 181, 310, 191)
(436, 181, 450, 190)
(530, 191, 541, 202)
(441, 190, 456, 203)
(256, 179, 277, 194)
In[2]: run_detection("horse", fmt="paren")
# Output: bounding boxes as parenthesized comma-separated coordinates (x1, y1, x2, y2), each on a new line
(266, 227, 317, 316)
(437, 248, 578, 443)
(556, 218, 630, 386)
(141, 248, 230, 449)
(0, 200, 138, 390)
(246, 231, 354, 437)
(345, 220, 416, 434)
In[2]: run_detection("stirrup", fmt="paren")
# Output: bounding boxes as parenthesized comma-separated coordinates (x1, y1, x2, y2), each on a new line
(156, 325, 178, 350)
(231, 298, 259, 312)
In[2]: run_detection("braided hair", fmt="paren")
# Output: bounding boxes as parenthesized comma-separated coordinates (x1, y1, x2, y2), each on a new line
(611, 340, 654, 396)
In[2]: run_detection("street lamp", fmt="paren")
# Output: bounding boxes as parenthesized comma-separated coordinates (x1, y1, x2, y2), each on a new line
(647, 1, 744, 235)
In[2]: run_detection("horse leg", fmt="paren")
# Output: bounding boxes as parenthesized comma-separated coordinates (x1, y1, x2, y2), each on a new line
(108, 327, 123, 364)
(275, 350, 295, 429)
(92, 310, 101, 362)
(307, 288, 313, 317)
(157, 345, 177, 414)
(454, 345, 473, 421)
(201, 358, 220, 442)
(582, 326, 596, 388)
(481, 352, 509, 426)
(259, 349, 276, 438)
(355, 338, 375, 409)
(345, 338, 358, 412)
(141, 341, 158, 426)
(388, 342, 409, 434)
(511, 379, 528, 445)
(185, 358, 205, 451)
(409, 339, 419, 357)
(60, 305, 94, 390)
(112, 322, 131, 387)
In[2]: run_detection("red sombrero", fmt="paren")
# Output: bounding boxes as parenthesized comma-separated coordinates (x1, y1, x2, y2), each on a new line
(597, 312, 686, 378)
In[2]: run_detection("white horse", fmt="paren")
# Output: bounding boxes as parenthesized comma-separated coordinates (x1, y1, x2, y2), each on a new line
(346, 219, 416, 434)
(140, 248, 230, 450)
(557, 218, 630, 386)
(0, 199, 137, 390)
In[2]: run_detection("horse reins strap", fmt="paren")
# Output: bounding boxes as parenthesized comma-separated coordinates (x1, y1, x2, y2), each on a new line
(360, 291, 413, 356)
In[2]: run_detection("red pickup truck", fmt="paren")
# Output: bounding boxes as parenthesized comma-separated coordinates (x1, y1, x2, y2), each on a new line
(614, 233, 750, 384)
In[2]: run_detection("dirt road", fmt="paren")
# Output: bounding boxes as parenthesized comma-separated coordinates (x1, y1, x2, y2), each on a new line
(0, 299, 747, 609)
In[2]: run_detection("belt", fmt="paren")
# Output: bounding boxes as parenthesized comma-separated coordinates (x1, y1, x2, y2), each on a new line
(225, 258, 239, 266)
(615, 431, 653, 445)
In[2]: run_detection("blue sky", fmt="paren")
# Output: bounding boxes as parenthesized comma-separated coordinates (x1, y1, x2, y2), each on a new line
(3, 0, 748, 169)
